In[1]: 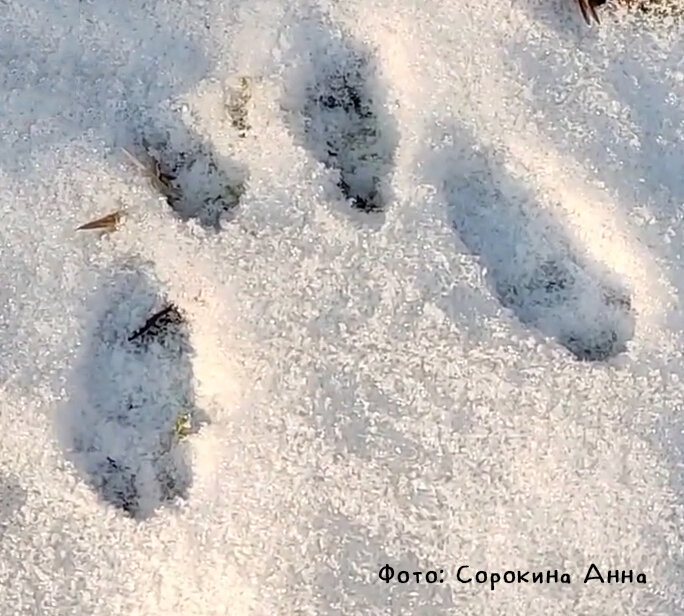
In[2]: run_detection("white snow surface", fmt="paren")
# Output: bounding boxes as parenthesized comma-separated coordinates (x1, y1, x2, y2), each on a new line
(1, 0, 683, 614)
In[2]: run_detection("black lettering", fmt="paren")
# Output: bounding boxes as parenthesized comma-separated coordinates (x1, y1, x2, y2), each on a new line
(379, 564, 394, 583)
(584, 563, 604, 583)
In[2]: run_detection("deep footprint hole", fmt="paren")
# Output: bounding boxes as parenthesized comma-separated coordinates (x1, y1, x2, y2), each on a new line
(427, 125, 635, 362)
(138, 126, 247, 230)
(286, 25, 399, 214)
(561, 284, 635, 361)
(61, 264, 210, 519)
(495, 257, 635, 361)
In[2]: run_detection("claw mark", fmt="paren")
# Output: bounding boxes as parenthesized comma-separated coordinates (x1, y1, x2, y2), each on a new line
(128, 304, 183, 343)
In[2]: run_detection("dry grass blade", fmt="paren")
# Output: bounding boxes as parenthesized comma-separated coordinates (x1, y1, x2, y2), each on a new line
(587, 0, 600, 23)
(149, 164, 178, 200)
(76, 210, 123, 231)
(121, 146, 179, 200)
(120, 146, 150, 172)
(577, 0, 600, 24)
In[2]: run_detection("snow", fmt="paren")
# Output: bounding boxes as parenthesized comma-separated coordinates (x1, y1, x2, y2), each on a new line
(1, 0, 683, 614)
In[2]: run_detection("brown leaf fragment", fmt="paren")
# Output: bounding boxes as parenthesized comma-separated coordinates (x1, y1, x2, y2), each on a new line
(76, 210, 123, 231)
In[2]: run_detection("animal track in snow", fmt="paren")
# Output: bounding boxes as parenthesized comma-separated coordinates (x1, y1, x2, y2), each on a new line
(428, 127, 635, 361)
(132, 125, 248, 230)
(496, 258, 633, 360)
(226, 77, 252, 138)
(0, 474, 26, 527)
(284, 23, 399, 213)
(59, 263, 209, 519)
